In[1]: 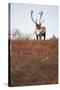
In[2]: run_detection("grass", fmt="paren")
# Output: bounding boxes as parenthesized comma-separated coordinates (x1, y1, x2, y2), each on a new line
(9, 39, 58, 86)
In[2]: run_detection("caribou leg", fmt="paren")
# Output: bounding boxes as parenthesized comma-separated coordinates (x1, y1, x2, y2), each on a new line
(36, 35, 38, 40)
(44, 33, 46, 40)
(39, 34, 42, 40)
(40, 36, 41, 40)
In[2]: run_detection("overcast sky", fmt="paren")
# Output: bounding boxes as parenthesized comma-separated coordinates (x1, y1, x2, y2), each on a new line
(10, 3, 58, 39)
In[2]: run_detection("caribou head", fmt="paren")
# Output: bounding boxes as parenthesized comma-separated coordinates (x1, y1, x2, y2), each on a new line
(31, 10, 46, 40)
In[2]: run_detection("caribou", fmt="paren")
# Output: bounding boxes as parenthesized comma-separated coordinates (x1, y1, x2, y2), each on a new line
(31, 10, 46, 40)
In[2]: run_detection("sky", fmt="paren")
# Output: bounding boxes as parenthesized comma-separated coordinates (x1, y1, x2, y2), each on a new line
(10, 3, 58, 39)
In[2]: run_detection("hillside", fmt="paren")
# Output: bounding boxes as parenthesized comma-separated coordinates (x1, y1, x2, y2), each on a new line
(10, 40, 58, 86)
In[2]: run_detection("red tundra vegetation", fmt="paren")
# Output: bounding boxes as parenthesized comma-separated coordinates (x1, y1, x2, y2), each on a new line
(10, 39, 58, 86)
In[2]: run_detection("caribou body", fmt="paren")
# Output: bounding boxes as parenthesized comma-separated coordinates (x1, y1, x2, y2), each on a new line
(31, 10, 46, 40)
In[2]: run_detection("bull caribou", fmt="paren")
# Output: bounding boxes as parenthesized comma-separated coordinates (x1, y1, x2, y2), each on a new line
(31, 10, 46, 40)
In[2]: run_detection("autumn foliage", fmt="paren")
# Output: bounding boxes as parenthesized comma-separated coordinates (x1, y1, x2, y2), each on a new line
(10, 40, 58, 86)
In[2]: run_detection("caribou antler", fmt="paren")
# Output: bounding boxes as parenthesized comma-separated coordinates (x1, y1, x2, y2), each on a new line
(31, 10, 37, 24)
(39, 11, 44, 24)
(41, 19, 44, 24)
